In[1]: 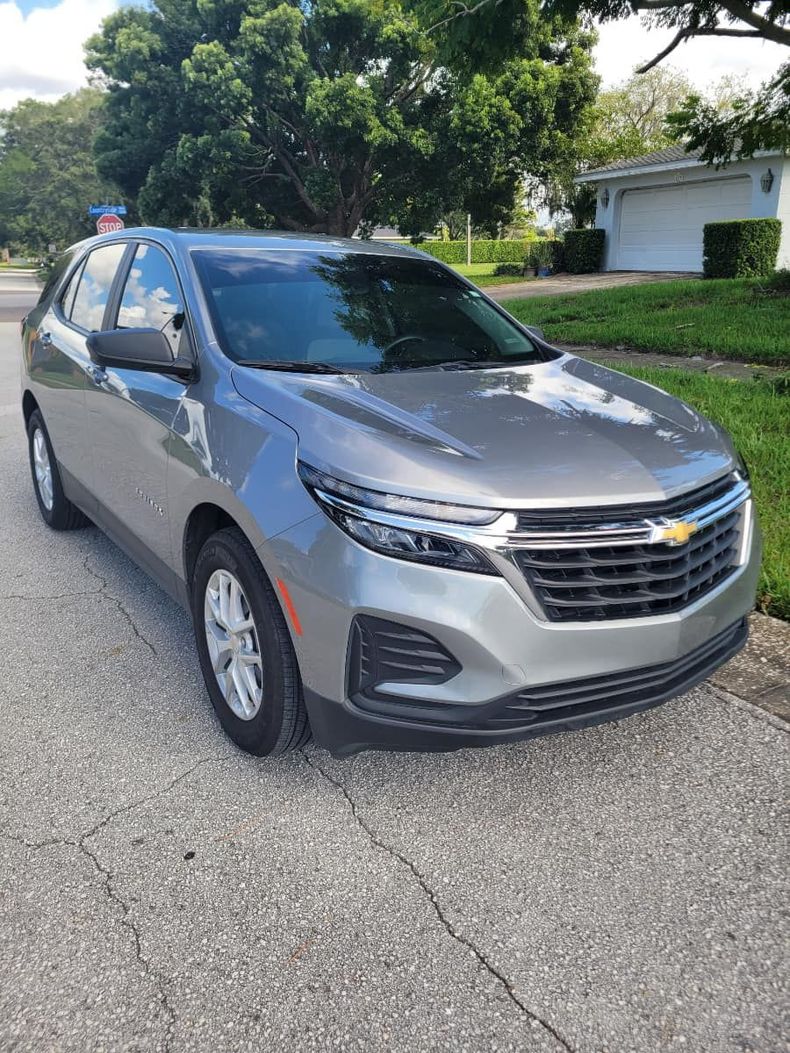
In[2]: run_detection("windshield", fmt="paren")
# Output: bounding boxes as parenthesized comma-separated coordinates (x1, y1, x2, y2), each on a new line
(192, 248, 542, 373)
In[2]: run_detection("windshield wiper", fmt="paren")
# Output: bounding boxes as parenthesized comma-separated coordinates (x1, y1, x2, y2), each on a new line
(427, 358, 538, 371)
(235, 359, 348, 375)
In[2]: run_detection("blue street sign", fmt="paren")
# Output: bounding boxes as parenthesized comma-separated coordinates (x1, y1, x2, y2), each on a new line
(88, 204, 127, 216)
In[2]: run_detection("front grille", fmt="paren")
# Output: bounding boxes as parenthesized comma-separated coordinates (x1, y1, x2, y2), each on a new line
(515, 508, 741, 622)
(516, 473, 736, 532)
(486, 617, 747, 731)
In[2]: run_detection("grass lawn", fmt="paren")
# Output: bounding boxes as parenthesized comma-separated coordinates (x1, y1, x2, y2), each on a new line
(506, 278, 790, 366)
(452, 263, 528, 287)
(609, 365, 789, 621)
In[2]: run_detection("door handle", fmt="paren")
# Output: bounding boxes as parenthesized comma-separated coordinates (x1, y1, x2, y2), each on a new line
(87, 364, 107, 385)
(38, 331, 52, 347)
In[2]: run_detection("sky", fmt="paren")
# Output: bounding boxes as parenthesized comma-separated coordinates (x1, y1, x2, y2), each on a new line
(0, 0, 787, 112)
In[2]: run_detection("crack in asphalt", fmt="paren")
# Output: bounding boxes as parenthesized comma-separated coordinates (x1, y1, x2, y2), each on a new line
(2, 755, 227, 1052)
(81, 554, 158, 656)
(301, 750, 575, 1053)
(0, 556, 159, 657)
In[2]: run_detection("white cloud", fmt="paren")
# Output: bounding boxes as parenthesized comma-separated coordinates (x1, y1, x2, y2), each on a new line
(594, 16, 787, 90)
(0, 0, 116, 108)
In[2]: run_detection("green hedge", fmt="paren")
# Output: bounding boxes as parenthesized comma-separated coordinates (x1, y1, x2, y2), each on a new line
(703, 218, 781, 279)
(563, 228, 605, 273)
(418, 239, 533, 264)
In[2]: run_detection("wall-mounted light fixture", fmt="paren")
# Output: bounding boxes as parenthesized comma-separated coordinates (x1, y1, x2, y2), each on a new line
(600, 187, 610, 208)
(760, 168, 774, 194)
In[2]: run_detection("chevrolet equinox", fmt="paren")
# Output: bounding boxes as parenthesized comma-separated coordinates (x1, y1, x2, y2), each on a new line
(21, 229, 760, 756)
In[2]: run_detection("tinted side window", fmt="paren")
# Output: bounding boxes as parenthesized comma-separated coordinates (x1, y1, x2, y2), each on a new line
(117, 243, 185, 357)
(37, 252, 74, 305)
(70, 242, 127, 332)
(59, 260, 85, 320)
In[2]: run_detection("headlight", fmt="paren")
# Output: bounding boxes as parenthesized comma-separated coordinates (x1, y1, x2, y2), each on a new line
(298, 462, 499, 574)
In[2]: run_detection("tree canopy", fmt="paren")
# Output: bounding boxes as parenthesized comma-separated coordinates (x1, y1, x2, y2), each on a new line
(424, 0, 789, 164)
(0, 89, 124, 254)
(86, 0, 598, 236)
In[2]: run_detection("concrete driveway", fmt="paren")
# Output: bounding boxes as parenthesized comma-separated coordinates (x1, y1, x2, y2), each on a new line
(0, 273, 788, 1052)
(488, 271, 694, 302)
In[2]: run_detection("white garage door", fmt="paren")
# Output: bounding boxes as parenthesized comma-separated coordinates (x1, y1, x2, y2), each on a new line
(617, 176, 752, 271)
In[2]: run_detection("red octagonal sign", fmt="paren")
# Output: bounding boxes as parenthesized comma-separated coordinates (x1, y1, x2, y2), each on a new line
(96, 213, 125, 235)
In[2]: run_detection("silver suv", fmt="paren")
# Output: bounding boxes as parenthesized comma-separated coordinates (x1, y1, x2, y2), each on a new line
(21, 229, 760, 756)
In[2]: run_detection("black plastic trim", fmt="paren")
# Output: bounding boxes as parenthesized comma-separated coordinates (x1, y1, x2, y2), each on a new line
(306, 618, 748, 756)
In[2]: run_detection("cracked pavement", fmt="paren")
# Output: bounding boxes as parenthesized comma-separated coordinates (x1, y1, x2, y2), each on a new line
(1, 294, 788, 1052)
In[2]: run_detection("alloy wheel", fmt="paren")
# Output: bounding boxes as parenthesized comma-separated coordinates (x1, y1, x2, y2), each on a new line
(203, 569, 264, 720)
(32, 427, 54, 511)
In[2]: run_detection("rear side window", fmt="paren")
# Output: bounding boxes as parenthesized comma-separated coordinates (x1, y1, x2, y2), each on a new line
(69, 242, 127, 331)
(116, 243, 186, 357)
(37, 252, 74, 305)
(59, 260, 85, 320)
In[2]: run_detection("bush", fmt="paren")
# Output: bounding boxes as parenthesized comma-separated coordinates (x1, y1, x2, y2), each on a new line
(764, 268, 790, 295)
(419, 239, 533, 265)
(703, 218, 781, 279)
(563, 228, 605, 273)
(493, 262, 523, 276)
(550, 240, 566, 273)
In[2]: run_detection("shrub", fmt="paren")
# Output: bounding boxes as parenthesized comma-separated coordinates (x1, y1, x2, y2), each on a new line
(563, 228, 605, 273)
(493, 262, 523, 276)
(703, 218, 781, 279)
(419, 239, 533, 265)
(762, 268, 790, 295)
(550, 240, 566, 273)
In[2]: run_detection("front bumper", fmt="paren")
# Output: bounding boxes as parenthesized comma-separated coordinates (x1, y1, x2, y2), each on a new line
(262, 504, 761, 756)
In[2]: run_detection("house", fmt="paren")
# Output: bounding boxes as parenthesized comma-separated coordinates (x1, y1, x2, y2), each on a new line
(574, 146, 789, 272)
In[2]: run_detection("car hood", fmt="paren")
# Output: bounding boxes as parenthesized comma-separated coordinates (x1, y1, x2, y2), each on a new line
(231, 353, 735, 509)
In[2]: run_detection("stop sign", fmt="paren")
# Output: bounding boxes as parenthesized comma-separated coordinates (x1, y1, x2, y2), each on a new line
(96, 213, 125, 235)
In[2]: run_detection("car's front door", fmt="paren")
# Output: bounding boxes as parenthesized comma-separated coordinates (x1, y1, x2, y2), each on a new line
(84, 239, 194, 585)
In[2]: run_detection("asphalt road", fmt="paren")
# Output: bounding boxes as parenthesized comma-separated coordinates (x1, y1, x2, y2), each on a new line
(1, 273, 788, 1053)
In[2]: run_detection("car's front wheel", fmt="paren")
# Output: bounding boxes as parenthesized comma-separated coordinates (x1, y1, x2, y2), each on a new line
(191, 527, 310, 755)
(26, 409, 89, 530)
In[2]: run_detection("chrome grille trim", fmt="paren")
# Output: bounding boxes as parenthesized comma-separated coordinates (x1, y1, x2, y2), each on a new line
(506, 477, 750, 551)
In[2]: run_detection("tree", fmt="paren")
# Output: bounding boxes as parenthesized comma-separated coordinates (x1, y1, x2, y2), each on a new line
(423, 1, 789, 164)
(669, 61, 789, 164)
(0, 89, 125, 254)
(86, 0, 597, 237)
(427, 0, 789, 71)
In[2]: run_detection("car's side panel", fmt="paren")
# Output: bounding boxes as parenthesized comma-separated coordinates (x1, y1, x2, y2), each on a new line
(167, 350, 317, 588)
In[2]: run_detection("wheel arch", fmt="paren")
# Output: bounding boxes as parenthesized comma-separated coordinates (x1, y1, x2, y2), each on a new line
(183, 502, 245, 588)
(22, 389, 40, 427)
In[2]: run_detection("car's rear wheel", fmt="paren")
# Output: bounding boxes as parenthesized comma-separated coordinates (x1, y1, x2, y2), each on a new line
(191, 527, 310, 755)
(27, 409, 90, 530)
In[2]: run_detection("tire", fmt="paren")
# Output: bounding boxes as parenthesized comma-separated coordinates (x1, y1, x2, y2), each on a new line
(27, 409, 90, 530)
(191, 527, 311, 756)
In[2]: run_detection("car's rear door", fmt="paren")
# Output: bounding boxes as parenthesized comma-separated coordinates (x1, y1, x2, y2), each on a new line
(84, 238, 195, 586)
(28, 242, 127, 504)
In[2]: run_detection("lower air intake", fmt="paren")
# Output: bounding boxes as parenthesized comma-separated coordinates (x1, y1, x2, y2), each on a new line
(347, 615, 461, 699)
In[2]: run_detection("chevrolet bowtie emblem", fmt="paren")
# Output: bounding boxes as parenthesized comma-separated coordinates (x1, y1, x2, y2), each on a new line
(651, 519, 699, 546)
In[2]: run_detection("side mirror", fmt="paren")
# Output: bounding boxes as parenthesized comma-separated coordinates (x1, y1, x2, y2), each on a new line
(86, 328, 194, 378)
(524, 324, 545, 342)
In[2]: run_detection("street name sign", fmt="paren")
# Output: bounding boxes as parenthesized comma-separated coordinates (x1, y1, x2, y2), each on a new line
(88, 204, 127, 216)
